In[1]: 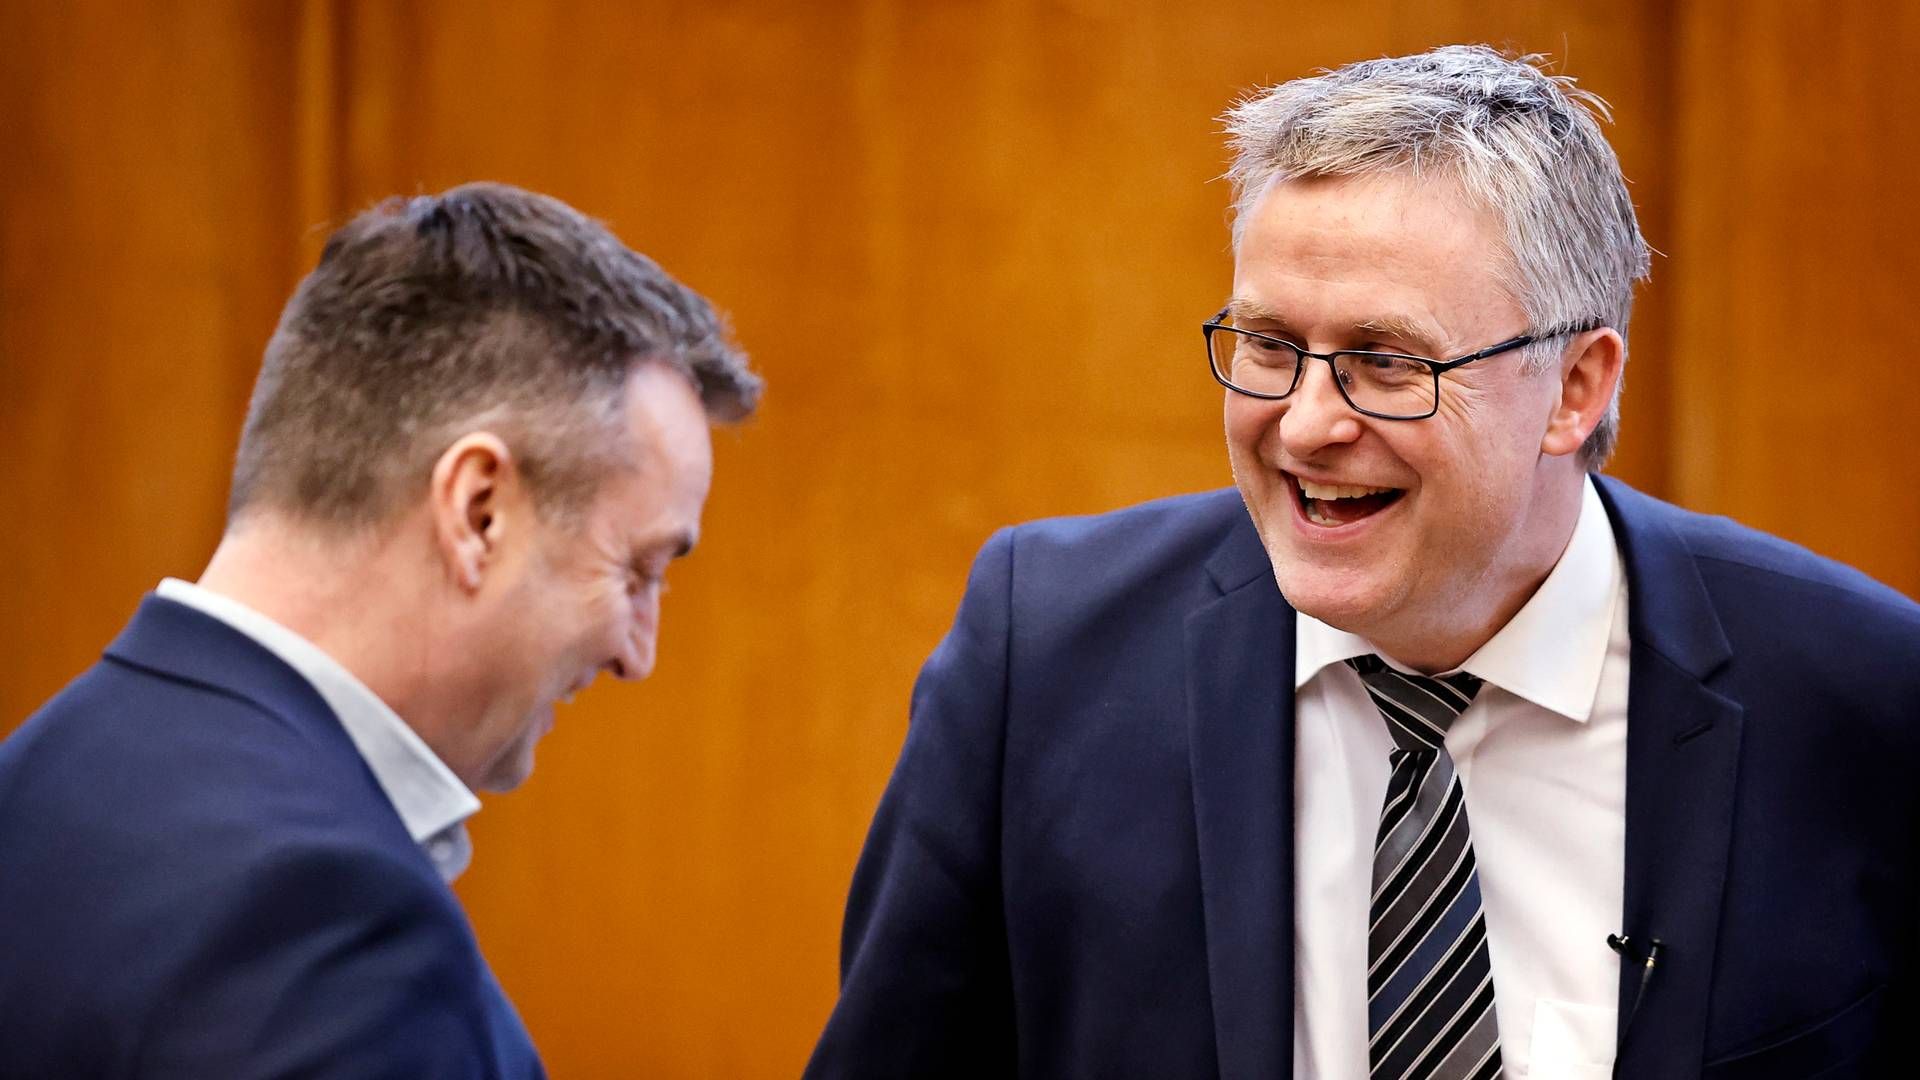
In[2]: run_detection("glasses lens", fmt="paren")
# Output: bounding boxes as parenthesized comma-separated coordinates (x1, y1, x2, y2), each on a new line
(1332, 352, 1437, 418)
(1211, 325, 1300, 397)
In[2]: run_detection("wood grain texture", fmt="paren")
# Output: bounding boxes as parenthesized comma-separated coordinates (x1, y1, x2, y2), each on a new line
(313, 4, 1670, 1075)
(0, 0, 301, 724)
(1668, 0, 1920, 595)
(6, 2, 1908, 1078)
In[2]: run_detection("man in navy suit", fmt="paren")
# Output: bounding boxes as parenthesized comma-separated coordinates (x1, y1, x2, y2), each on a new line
(808, 46, 1920, 1079)
(0, 182, 760, 1076)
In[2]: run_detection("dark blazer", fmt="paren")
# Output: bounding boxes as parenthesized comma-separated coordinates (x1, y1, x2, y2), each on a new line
(0, 596, 544, 1079)
(807, 477, 1920, 1079)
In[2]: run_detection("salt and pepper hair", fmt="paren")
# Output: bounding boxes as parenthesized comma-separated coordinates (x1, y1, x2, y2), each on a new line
(230, 182, 761, 529)
(1223, 45, 1650, 466)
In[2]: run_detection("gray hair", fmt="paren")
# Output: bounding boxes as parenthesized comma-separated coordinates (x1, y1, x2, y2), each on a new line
(1223, 45, 1649, 466)
(231, 182, 761, 529)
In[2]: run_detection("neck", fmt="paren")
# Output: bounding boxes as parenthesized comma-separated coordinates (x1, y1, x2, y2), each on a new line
(1368, 470, 1588, 674)
(196, 511, 429, 721)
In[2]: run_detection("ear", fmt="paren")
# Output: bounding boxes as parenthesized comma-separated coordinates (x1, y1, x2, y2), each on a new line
(1541, 328, 1624, 458)
(429, 433, 520, 593)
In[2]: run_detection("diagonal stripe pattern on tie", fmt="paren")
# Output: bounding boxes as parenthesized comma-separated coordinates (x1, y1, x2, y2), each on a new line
(1346, 654, 1502, 1080)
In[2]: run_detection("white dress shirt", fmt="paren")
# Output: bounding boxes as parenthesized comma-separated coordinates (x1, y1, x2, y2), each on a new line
(156, 578, 481, 883)
(1291, 478, 1631, 1080)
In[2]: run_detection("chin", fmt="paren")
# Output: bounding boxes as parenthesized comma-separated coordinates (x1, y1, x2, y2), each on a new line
(477, 756, 535, 793)
(475, 738, 539, 792)
(472, 702, 557, 793)
(1268, 557, 1408, 635)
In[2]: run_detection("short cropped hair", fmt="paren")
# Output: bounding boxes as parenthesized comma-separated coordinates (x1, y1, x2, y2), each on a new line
(229, 182, 761, 528)
(1223, 45, 1650, 466)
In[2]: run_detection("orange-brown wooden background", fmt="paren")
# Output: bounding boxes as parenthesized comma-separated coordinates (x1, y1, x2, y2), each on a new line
(4, 2, 1917, 1075)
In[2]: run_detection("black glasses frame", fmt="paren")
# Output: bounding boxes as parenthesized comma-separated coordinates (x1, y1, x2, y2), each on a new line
(1202, 306, 1602, 421)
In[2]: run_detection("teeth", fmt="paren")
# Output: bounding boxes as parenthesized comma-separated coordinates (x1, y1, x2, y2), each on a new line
(1297, 479, 1396, 500)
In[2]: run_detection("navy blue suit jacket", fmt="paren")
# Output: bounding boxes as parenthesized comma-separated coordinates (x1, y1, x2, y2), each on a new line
(0, 597, 545, 1078)
(808, 478, 1920, 1079)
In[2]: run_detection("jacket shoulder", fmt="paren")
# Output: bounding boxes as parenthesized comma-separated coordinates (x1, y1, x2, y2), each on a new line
(957, 489, 1259, 668)
(3, 655, 383, 816)
(0, 655, 422, 916)
(0, 660, 469, 1073)
(1607, 479, 1918, 619)
(1003, 488, 1251, 577)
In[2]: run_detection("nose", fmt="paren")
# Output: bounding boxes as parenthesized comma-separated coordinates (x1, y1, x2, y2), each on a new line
(606, 590, 661, 682)
(606, 630, 656, 682)
(1276, 358, 1365, 458)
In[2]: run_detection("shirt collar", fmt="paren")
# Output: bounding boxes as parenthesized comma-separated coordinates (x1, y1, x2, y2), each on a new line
(155, 578, 481, 880)
(1294, 476, 1624, 723)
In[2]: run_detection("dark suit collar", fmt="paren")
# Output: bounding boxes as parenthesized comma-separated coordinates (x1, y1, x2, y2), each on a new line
(1188, 503, 1296, 1079)
(105, 593, 353, 754)
(1594, 475, 1746, 1077)
(1594, 476, 1733, 679)
(1202, 501, 1275, 595)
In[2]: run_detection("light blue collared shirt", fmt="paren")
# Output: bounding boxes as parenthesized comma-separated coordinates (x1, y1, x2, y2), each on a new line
(156, 578, 481, 882)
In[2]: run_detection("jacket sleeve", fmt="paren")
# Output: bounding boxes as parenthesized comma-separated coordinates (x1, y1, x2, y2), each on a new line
(136, 840, 542, 1080)
(806, 528, 1019, 1078)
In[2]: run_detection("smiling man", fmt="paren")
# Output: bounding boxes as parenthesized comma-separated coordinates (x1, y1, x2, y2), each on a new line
(809, 46, 1920, 1080)
(0, 183, 758, 1077)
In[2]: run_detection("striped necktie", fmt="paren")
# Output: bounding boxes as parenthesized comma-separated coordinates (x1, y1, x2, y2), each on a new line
(1345, 655, 1502, 1080)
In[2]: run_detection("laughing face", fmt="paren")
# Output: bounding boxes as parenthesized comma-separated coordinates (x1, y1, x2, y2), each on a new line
(1226, 172, 1589, 670)
(465, 365, 714, 791)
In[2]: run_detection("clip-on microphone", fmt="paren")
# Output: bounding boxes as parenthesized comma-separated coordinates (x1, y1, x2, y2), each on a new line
(1606, 933, 1665, 1049)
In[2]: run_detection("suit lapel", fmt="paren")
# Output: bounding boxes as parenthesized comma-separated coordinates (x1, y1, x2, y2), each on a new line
(1187, 515, 1297, 1079)
(1596, 478, 1744, 1078)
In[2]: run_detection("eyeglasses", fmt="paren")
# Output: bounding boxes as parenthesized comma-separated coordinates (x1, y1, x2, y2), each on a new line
(1202, 306, 1601, 420)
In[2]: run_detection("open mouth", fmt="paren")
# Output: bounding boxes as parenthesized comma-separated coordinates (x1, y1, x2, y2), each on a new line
(1292, 475, 1406, 527)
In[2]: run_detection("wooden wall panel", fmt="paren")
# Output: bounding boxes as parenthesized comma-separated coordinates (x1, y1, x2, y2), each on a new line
(13, 2, 1911, 1078)
(1669, 0, 1920, 596)
(0, 1, 301, 724)
(302, 4, 1669, 1075)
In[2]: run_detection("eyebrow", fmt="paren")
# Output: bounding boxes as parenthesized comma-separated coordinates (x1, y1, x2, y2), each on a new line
(1224, 297, 1287, 323)
(1224, 298, 1450, 356)
(1353, 314, 1448, 355)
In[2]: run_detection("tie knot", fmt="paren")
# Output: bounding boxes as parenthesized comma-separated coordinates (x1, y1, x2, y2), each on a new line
(1345, 655, 1483, 752)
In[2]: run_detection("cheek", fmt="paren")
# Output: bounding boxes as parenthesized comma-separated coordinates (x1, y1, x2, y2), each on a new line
(1224, 398, 1281, 462)
(1407, 425, 1529, 550)
(555, 581, 628, 665)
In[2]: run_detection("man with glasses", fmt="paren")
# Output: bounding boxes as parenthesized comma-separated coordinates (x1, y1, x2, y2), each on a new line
(809, 46, 1920, 1080)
